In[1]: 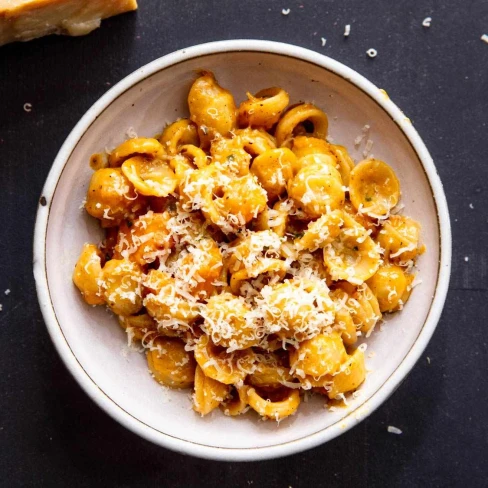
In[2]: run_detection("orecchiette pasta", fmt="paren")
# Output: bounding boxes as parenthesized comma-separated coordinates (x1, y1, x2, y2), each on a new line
(238, 87, 290, 129)
(85, 168, 146, 226)
(327, 348, 366, 399)
(275, 103, 328, 146)
(295, 210, 343, 251)
(193, 335, 254, 384)
(159, 119, 199, 155)
(336, 282, 382, 335)
(366, 264, 412, 312)
(72, 243, 104, 305)
(148, 337, 196, 389)
(248, 352, 292, 388)
(143, 269, 200, 329)
(329, 144, 355, 187)
(188, 71, 237, 144)
(193, 364, 230, 416)
(121, 155, 178, 197)
(108, 137, 165, 167)
(202, 292, 259, 350)
(349, 159, 401, 218)
(250, 148, 295, 201)
(73, 71, 424, 422)
(220, 386, 249, 416)
(245, 386, 301, 420)
(114, 211, 174, 265)
(377, 215, 423, 262)
(101, 258, 143, 316)
(288, 157, 345, 218)
(323, 213, 380, 284)
(119, 313, 158, 341)
(235, 128, 277, 157)
(290, 135, 332, 159)
(289, 332, 347, 378)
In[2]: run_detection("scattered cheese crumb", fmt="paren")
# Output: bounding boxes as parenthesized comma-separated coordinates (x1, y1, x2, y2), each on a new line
(367, 48, 378, 58)
(422, 17, 432, 27)
(354, 124, 371, 147)
(464, 256, 469, 262)
(321, 37, 327, 47)
(481, 34, 488, 44)
(344, 24, 351, 37)
(0, 304, 3, 311)
(426, 356, 431, 364)
(363, 139, 374, 158)
(126, 127, 138, 139)
(23, 103, 32, 112)
(4, 289, 10, 295)
(387, 425, 402, 435)
(469, 203, 474, 209)
(281, 8, 290, 15)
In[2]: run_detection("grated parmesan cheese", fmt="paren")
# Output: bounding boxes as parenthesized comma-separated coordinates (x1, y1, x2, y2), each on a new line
(387, 425, 403, 435)
(321, 37, 326, 47)
(281, 8, 290, 15)
(4, 289, 10, 295)
(72, 72, 426, 423)
(366, 48, 377, 58)
(362, 139, 374, 158)
(23, 103, 32, 112)
(481, 34, 488, 44)
(354, 124, 371, 148)
(125, 127, 138, 139)
(344, 24, 351, 36)
(422, 17, 432, 27)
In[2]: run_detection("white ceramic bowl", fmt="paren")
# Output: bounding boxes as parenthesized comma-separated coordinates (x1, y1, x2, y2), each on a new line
(34, 40, 451, 461)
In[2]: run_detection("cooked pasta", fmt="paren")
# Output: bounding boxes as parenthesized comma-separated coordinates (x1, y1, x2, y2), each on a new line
(73, 71, 424, 421)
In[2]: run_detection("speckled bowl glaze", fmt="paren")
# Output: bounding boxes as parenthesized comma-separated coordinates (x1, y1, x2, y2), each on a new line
(34, 40, 451, 461)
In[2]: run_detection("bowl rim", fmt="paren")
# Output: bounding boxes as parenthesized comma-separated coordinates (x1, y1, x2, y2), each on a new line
(33, 39, 451, 462)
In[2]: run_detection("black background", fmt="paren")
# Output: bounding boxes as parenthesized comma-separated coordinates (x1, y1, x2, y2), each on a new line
(1, 0, 487, 486)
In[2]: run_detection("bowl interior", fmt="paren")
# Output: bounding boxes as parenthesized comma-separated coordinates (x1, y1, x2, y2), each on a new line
(44, 50, 440, 451)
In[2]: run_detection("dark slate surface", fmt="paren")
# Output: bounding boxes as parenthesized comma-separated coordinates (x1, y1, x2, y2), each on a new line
(0, 0, 487, 486)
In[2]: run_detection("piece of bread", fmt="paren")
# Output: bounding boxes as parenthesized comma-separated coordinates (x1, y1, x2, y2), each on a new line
(0, 0, 138, 46)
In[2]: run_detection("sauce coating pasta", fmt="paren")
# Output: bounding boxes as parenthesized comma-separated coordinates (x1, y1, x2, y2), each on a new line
(73, 71, 424, 421)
